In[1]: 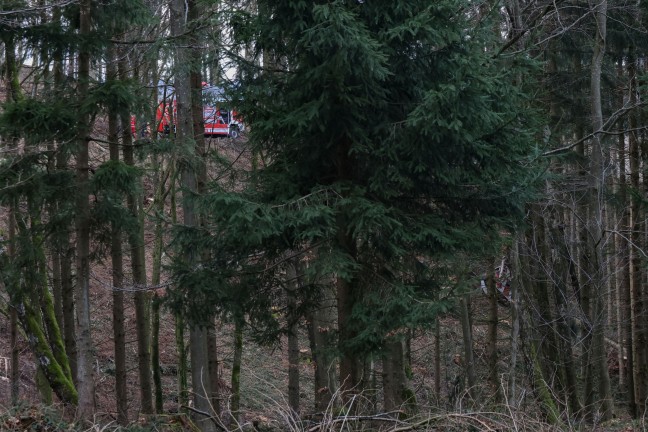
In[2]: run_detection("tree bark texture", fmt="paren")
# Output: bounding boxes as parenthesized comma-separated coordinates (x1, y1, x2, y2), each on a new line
(383, 335, 416, 415)
(74, 0, 95, 418)
(459, 295, 476, 401)
(336, 225, 362, 399)
(307, 279, 338, 412)
(4, 25, 22, 408)
(231, 319, 243, 424)
(614, 57, 628, 396)
(287, 261, 301, 414)
(486, 259, 500, 402)
(627, 49, 645, 417)
(150, 152, 166, 415)
(509, 236, 522, 406)
(586, 0, 613, 419)
(118, 56, 153, 415)
(530, 209, 566, 406)
(207, 322, 221, 416)
(107, 60, 128, 422)
(548, 217, 582, 416)
(171, 0, 214, 428)
(176, 314, 189, 410)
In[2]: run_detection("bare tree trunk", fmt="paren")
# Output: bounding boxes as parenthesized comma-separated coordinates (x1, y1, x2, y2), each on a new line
(176, 314, 189, 410)
(231, 318, 244, 424)
(336, 222, 365, 401)
(486, 259, 501, 402)
(383, 335, 416, 415)
(151, 296, 163, 413)
(107, 50, 128, 424)
(190, 327, 212, 429)
(626, 49, 644, 417)
(518, 233, 561, 424)
(509, 236, 522, 405)
(54, 18, 77, 378)
(365, 357, 378, 411)
(615, 57, 628, 395)
(207, 323, 221, 416)
(151, 274, 164, 413)
(53, 29, 76, 372)
(337, 273, 364, 402)
(10, 306, 19, 403)
(125, 135, 153, 414)
(287, 261, 300, 414)
(549, 217, 582, 416)
(382, 345, 395, 412)
(335, 138, 363, 399)
(616, 201, 632, 409)
(618, 116, 635, 415)
(459, 295, 476, 400)
(4, 32, 20, 405)
(150, 144, 170, 414)
(171, 1, 213, 428)
(307, 279, 338, 412)
(118, 55, 153, 414)
(587, 0, 613, 419)
(532, 208, 566, 403)
(51, 246, 63, 330)
(170, 166, 188, 411)
(59, 169, 77, 384)
(74, 0, 95, 418)
(8, 200, 19, 404)
(111, 226, 128, 424)
(434, 313, 442, 402)
(150, 169, 163, 413)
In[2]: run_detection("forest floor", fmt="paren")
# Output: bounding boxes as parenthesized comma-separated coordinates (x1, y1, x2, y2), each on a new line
(0, 281, 641, 431)
(0, 285, 504, 412)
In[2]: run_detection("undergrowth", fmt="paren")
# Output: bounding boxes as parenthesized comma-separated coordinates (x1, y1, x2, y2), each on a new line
(1, 396, 640, 432)
(0, 403, 198, 432)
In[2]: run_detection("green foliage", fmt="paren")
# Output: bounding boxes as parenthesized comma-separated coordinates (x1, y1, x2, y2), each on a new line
(90, 160, 142, 253)
(95, 0, 155, 33)
(171, 0, 542, 356)
(92, 159, 142, 194)
(0, 0, 164, 413)
(0, 97, 78, 144)
(85, 78, 141, 116)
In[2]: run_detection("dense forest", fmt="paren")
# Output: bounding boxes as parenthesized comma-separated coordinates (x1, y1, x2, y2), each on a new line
(1, 0, 648, 430)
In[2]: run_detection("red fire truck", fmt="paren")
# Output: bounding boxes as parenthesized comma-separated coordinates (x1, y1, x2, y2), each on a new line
(133, 82, 243, 139)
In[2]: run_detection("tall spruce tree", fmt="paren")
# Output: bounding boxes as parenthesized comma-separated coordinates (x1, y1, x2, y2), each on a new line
(171, 0, 540, 403)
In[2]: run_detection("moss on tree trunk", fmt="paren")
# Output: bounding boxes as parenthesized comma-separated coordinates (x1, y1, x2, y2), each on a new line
(18, 302, 78, 405)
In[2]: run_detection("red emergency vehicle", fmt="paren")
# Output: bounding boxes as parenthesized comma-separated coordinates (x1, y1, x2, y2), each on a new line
(133, 82, 243, 139)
